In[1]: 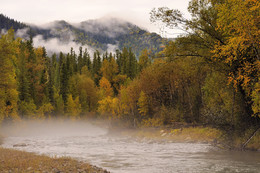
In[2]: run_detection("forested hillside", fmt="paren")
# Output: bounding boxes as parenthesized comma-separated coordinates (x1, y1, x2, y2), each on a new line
(0, 0, 259, 148)
(0, 14, 27, 31)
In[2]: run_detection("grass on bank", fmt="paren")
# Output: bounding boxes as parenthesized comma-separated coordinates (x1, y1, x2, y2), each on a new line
(119, 125, 260, 150)
(119, 126, 223, 143)
(0, 147, 109, 173)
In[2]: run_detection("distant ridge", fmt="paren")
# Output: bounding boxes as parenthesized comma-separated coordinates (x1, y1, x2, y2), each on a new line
(0, 14, 167, 56)
(0, 14, 27, 31)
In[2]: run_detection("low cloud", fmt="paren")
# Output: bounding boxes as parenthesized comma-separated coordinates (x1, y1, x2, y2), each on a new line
(107, 43, 118, 54)
(15, 27, 30, 39)
(78, 17, 131, 38)
(12, 19, 122, 57)
(33, 34, 96, 57)
(1, 29, 7, 35)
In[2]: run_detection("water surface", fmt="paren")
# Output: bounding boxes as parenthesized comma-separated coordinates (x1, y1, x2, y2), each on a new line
(2, 122, 260, 173)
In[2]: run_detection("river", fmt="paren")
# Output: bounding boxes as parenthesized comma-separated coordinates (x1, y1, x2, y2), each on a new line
(1, 121, 260, 173)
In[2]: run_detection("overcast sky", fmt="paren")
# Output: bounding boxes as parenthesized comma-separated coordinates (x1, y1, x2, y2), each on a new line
(0, 0, 191, 37)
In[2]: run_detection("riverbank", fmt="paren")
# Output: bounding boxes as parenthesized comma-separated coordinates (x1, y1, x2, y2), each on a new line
(109, 125, 260, 151)
(0, 134, 3, 145)
(0, 147, 109, 173)
(110, 126, 222, 143)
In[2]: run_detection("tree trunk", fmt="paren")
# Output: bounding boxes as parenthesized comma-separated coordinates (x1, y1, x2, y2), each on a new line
(241, 126, 260, 150)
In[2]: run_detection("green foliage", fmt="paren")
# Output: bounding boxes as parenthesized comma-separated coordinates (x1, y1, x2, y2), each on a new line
(19, 100, 37, 118)
(92, 50, 102, 85)
(202, 71, 236, 126)
(138, 49, 151, 72)
(60, 54, 69, 104)
(53, 89, 64, 116)
(75, 74, 98, 113)
(38, 103, 54, 118)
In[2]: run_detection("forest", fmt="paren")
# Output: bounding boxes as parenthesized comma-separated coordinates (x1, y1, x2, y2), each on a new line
(0, 0, 259, 140)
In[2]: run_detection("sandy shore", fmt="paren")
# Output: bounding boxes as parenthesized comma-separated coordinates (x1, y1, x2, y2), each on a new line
(0, 147, 109, 173)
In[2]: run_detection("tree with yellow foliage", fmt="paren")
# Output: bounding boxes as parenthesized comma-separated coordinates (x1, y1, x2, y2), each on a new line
(138, 49, 151, 72)
(100, 58, 118, 83)
(66, 94, 81, 119)
(214, 0, 260, 116)
(0, 29, 19, 123)
(137, 91, 149, 117)
(99, 77, 114, 97)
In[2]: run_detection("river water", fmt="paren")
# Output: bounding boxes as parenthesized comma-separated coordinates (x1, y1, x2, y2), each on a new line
(1, 121, 260, 173)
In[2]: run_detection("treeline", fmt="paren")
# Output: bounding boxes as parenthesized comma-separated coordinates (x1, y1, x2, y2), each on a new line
(0, 29, 150, 121)
(0, 14, 27, 32)
(0, 0, 259, 134)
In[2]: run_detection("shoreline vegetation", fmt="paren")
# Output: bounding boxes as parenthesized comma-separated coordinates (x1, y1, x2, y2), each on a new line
(108, 124, 260, 152)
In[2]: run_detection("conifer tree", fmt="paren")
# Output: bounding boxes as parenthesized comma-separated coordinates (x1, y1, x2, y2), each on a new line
(26, 37, 37, 103)
(60, 56, 69, 104)
(83, 48, 92, 72)
(92, 50, 102, 85)
(17, 42, 30, 102)
(77, 46, 83, 73)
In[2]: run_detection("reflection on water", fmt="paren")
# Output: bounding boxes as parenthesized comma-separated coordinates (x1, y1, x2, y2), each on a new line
(2, 122, 260, 173)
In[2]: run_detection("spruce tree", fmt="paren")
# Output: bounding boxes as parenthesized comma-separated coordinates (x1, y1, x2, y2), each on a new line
(77, 47, 83, 73)
(83, 48, 92, 72)
(26, 37, 37, 103)
(17, 42, 30, 102)
(60, 56, 69, 104)
(93, 50, 102, 85)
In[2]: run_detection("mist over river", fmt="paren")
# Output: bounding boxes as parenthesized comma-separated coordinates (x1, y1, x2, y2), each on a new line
(1, 121, 260, 173)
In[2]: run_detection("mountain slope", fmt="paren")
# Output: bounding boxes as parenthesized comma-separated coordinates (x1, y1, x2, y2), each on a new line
(0, 14, 27, 31)
(0, 14, 166, 56)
